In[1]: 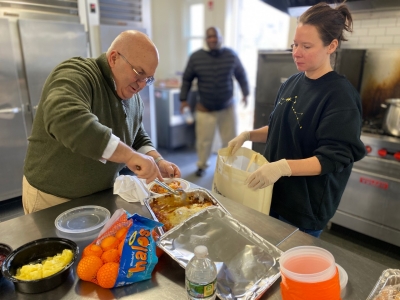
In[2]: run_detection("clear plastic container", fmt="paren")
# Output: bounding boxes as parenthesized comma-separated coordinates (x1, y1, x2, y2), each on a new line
(185, 245, 217, 300)
(366, 269, 400, 300)
(280, 246, 337, 283)
(55, 205, 110, 234)
(336, 263, 348, 297)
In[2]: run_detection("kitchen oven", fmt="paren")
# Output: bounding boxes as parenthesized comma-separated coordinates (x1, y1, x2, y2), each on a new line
(331, 49, 400, 247)
(331, 131, 400, 247)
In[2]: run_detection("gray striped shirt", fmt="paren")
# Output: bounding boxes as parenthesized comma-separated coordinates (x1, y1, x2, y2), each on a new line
(180, 47, 249, 111)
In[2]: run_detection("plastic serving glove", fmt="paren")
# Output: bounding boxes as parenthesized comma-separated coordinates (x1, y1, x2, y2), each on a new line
(228, 131, 250, 155)
(245, 159, 292, 190)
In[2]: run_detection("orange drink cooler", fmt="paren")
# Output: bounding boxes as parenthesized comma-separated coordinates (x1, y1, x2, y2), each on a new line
(279, 246, 341, 300)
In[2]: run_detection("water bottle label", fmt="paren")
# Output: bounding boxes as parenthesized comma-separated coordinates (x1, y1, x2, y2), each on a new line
(186, 278, 216, 298)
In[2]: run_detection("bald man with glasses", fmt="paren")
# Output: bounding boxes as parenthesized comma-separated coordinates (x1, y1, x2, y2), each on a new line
(22, 30, 180, 214)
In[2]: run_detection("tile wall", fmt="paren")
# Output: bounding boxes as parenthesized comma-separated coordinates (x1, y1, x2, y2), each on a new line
(343, 9, 400, 49)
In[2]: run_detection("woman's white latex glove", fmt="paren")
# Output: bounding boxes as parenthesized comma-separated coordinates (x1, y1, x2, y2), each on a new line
(245, 159, 292, 190)
(227, 131, 250, 155)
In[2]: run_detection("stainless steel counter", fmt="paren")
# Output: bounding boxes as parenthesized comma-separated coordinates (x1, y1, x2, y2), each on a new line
(0, 187, 387, 299)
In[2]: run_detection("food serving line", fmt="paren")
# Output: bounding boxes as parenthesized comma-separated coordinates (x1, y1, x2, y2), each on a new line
(0, 183, 388, 299)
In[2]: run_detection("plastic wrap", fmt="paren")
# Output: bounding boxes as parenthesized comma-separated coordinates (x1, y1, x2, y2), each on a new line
(367, 269, 400, 300)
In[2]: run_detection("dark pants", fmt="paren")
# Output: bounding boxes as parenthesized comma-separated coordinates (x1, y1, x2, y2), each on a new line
(269, 210, 323, 238)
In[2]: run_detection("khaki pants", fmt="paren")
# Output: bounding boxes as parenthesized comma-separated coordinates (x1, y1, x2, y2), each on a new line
(22, 176, 70, 214)
(195, 105, 237, 169)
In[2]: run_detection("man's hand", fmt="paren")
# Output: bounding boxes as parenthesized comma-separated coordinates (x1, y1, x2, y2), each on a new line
(157, 159, 181, 178)
(228, 131, 250, 155)
(245, 159, 292, 190)
(126, 152, 162, 184)
(242, 96, 248, 107)
(180, 101, 189, 114)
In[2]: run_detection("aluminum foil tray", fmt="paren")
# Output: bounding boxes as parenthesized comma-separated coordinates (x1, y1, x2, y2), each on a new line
(144, 188, 230, 235)
(158, 206, 283, 300)
(367, 269, 400, 300)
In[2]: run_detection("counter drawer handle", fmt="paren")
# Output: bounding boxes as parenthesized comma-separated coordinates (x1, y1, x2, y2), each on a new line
(0, 107, 21, 114)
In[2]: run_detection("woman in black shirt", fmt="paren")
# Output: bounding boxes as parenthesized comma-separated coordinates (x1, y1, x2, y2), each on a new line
(228, 2, 365, 237)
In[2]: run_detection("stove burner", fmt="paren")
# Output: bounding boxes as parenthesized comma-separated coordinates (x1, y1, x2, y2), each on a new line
(362, 127, 385, 135)
(362, 118, 385, 135)
(361, 130, 400, 163)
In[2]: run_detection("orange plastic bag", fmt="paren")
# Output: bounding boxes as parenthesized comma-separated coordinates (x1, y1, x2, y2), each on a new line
(77, 209, 163, 288)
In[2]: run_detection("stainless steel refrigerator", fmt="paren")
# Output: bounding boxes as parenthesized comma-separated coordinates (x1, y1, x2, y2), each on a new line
(0, 3, 87, 202)
(252, 49, 365, 154)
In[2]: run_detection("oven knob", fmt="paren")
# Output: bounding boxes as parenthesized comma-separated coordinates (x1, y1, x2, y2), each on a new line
(365, 145, 372, 153)
(378, 149, 387, 157)
(394, 152, 400, 161)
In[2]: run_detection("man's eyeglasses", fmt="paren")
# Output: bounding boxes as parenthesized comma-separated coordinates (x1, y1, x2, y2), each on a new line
(117, 52, 155, 86)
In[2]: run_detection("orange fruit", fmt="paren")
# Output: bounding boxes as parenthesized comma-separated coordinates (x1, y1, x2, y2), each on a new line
(77, 255, 103, 282)
(83, 244, 103, 258)
(151, 229, 159, 241)
(101, 249, 120, 264)
(100, 236, 119, 251)
(118, 240, 124, 257)
(97, 262, 119, 288)
(115, 227, 128, 241)
(119, 214, 128, 222)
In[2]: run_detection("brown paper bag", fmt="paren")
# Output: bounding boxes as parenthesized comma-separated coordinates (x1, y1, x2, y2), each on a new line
(212, 147, 273, 215)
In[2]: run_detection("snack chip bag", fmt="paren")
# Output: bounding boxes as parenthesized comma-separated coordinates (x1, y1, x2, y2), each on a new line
(77, 209, 163, 288)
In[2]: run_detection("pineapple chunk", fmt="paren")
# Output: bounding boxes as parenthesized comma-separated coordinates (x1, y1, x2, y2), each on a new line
(59, 249, 73, 265)
(15, 264, 43, 280)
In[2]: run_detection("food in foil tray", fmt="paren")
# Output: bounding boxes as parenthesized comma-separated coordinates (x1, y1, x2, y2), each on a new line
(148, 191, 215, 232)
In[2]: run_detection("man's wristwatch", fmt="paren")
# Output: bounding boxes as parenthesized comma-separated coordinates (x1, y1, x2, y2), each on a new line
(154, 156, 164, 164)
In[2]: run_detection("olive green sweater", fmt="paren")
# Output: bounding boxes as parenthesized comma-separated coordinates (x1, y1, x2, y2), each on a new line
(24, 54, 153, 198)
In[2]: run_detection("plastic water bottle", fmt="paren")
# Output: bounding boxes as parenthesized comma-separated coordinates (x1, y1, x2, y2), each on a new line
(182, 106, 194, 125)
(185, 245, 217, 300)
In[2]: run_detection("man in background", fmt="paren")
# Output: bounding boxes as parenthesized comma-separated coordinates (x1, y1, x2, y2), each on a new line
(180, 27, 249, 177)
(23, 30, 180, 213)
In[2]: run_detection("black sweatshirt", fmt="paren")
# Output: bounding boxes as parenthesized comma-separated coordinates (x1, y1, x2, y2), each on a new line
(180, 48, 249, 111)
(265, 71, 366, 230)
